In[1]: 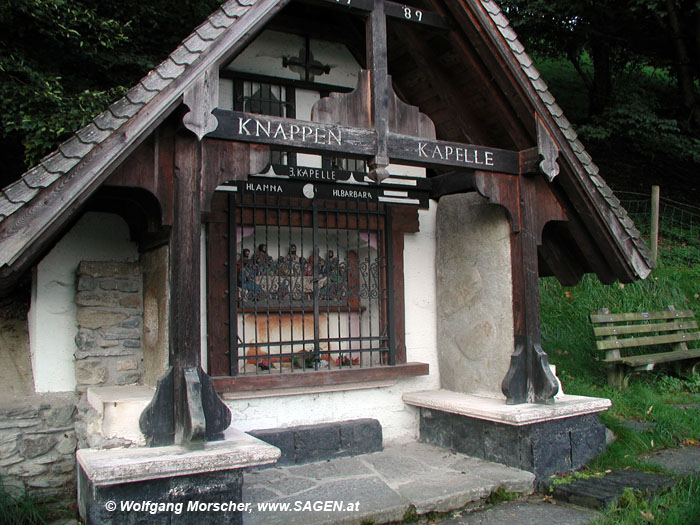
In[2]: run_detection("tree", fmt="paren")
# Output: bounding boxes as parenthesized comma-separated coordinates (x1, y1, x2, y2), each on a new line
(0, 0, 222, 187)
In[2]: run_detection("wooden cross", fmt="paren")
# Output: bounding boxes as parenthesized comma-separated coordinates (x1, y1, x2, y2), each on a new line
(282, 36, 332, 82)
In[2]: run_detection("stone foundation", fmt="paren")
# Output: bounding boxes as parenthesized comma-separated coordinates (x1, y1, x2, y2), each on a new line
(248, 419, 382, 465)
(78, 467, 244, 525)
(418, 409, 607, 481)
(77, 429, 279, 524)
(0, 394, 77, 502)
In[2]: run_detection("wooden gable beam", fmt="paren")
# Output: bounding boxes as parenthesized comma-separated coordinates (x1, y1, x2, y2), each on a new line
(390, 25, 491, 145)
(428, 0, 534, 150)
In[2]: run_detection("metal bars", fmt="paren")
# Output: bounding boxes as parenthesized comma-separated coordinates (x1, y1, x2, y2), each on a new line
(228, 189, 392, 376)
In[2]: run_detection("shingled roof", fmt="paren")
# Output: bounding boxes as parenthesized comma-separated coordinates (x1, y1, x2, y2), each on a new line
(0, 0, 651, 291)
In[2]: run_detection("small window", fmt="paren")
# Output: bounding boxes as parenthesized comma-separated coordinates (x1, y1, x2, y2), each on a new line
(234, 80, 295, 166)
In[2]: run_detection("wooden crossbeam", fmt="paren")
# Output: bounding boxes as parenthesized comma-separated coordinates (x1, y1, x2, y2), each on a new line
(207, 110, 522, 174)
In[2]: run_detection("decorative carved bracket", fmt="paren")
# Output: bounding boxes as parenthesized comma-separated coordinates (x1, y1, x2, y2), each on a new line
(537, 115, 560, 182)
(183, 67, 220, 141)
(311, 68, 436, 182)
(312, 70, 436, 140)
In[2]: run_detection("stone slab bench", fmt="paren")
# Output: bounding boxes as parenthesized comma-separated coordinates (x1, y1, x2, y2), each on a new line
(77, 428, 280, 524)
(403, 389, 611, 481)
(590, 306, 700, 387)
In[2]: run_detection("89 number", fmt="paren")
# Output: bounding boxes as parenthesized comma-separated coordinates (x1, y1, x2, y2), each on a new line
(403, 6, 423, 22)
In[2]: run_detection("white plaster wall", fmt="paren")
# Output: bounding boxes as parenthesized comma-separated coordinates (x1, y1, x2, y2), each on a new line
(226, 203, 439, 443)
(225, 30, 359, 89)
(28, 213, 138, 392)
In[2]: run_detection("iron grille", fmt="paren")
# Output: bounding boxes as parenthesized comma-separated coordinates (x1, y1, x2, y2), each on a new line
(228, 190, 394, 375)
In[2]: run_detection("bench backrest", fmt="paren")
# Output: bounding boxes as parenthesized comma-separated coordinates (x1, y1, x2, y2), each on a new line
(590, 306, 699, 354)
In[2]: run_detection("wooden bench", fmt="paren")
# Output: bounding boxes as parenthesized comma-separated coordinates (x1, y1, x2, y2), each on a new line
(590, 306, 700, 387)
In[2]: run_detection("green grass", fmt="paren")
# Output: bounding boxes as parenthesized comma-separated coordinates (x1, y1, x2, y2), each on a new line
(0, 478, 48, 525)
(539, 244, 700, 523)
(591, 476, 700, 525)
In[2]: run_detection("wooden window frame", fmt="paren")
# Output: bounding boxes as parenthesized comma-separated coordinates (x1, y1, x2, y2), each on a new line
(206, 196, 425, 392)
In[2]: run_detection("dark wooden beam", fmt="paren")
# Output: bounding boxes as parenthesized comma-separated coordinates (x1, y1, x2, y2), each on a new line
(140, 132, 232, 446)
(391, 25, 490, 145)
(367, 0, 390, 179)
(473, 171, 565, 405)
(303, 0, 449, 29)
(212, 362, 429, 392)
(427, 0, 534, 150)
(208, 110, 523, 174)
(429, 171, 475, 200)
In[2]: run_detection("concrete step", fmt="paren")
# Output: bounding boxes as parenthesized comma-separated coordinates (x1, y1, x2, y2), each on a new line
(242, 441, 535, 525)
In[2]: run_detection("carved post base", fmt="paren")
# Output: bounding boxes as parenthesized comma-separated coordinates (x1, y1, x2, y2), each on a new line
(501, 337, 559, 405)
(140, 366, 232, 447)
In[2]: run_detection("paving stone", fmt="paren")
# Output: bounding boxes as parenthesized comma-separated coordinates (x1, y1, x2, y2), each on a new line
(244, 476, 408, 525)
(285, 455, 374, 480)
(242, 484, 280, 502)
(545, 470, 675, 509)
(257, 474, 319, 497)
(440, 498, 600, 525)
(361, 444, 443, 483)
(397, 470, 496, 514)
(643, 445, 700, 476)
(470, 461, 536, 494)
(244, 442, 536, 525)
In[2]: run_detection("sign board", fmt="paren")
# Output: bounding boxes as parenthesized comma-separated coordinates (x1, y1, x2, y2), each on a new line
(210, 110, 376, 157)
(237, 178, 379, 202)
(208, 110, 521, 175)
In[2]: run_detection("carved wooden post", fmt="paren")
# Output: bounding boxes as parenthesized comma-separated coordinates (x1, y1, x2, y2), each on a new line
(474, 168, 565, 405)
(367, 0, 390, 181)
(140, 132, 231, 446)
(500, 174, 560, 404)
(140, 71, 232, 446)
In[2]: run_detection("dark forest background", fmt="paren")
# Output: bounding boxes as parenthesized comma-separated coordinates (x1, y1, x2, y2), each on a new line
(1, 0, 699, 203)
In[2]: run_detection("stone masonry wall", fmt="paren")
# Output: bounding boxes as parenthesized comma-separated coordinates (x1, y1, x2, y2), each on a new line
(0, 393, 78, 502)
(74, 261, 144, 392)
(74, 261, 144, 449)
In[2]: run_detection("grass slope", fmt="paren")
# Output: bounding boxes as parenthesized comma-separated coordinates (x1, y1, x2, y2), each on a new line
(540, 251, 700, 522)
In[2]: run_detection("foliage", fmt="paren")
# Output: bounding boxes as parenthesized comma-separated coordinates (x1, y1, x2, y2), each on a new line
(0, 0, 222, 183)
(0, 477, 49, 525)
(502, 0, 700, 202)
(485, 486, 522, 504)
(592, 476, 700, 525)
(540, 231, 700, 523)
